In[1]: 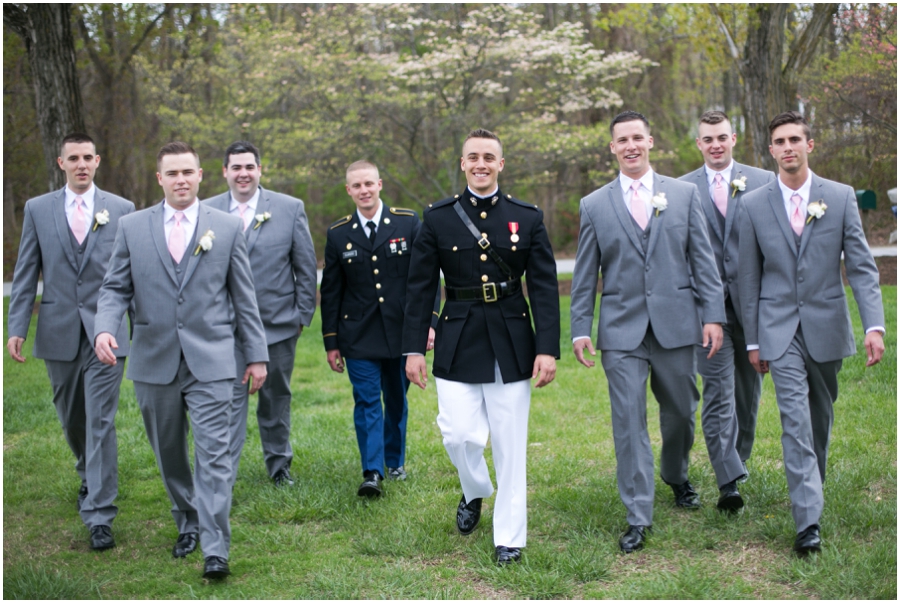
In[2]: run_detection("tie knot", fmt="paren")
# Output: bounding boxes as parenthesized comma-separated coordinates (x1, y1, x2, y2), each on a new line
(238, 203, 248, 215)
(367, 220, 376, 230)
(791, 193, 802, 207)
(714, 173, 724, 184)
(74, 196, 85, 207)
(631, 181, 642, 192)
(174, 211, 184, 224)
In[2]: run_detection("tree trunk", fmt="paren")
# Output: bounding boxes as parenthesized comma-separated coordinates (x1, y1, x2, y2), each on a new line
(4, 4, 85, 192)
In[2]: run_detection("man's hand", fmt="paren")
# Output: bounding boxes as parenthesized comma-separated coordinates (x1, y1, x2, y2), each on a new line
(7, 336, 25, 363)
(532, 354, 556, 388)
(701, 323, 724, 359)
(327, 349, 344, 373)
(426, 327, 436, 352)
(865, 331, 885, 367)
(94, 333, 119, 366)
(406, 355, 428, 390)
(748, 349, 769, 374)
(573, 338, 596, 368)
(243, 362, 267, 395)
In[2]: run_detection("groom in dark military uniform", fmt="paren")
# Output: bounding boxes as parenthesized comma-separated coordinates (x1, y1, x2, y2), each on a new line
(403, 129, 560, 566)
(320, 160, 436, 498)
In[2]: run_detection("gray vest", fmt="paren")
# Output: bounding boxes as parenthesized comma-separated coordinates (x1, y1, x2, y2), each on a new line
(171, 227, 199, 285)
(67, 226, 89, 270)
(631, 213, 651, 253)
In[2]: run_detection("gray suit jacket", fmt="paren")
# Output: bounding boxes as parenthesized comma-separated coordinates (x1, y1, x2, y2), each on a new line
(679, 162, 775, 323)
(95, 201, 268, 384)
(8, 187, 134, 361)
(202, 186, 317, 344)
(570, 172, 726, 351)
(738, 174, 883, 363)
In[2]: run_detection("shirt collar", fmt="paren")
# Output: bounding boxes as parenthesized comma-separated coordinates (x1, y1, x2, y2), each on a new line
(619, 169, 654, 194)
(164, 198, 200, 224)
(468, 186, 500, 200)
(777, 170, 814, 203)
(704, 161, 734, 185)
(357, 200, 384, 228)
(65, 184, 95, 208)
(229, 187, 261, 213)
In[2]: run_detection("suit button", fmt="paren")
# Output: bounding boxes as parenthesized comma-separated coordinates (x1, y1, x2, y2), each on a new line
(176, 268, 182, 273)
(178, 323, 184, 329)
(178, 298, 184, 304)
(480, 254, 487, 262)
(376, 283, 382, 289)
(646, 291, 651, 296)
(378, 297, 384, 303)
(77, 279, 82, 285)
(373, 269, 379, 275)
(798, 277, 804, 282)
(481, 275, 488, 282)
(725, 256, 731, 262)
(372, 255, 377, 261)
(445, 316, 448, 321)
(522, 313, 526, 317)
(645, 266, 650, 272)
(452, 246, 458, 252)
(344, 315, 348, 319)
(799, 301, 804, 306)
(78, 249, 84, 254)
(727, 278, 732, 284)
(78, 302, 84, 308)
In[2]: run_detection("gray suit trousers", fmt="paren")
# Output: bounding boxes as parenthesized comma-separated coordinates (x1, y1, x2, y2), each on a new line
(44, 328, 124, 528)
(732, 321, 764, 461)
(133, 358, 234, 559)
(229, 335, 298, 483)
(768, 328, 840, 531)
(694, 319, 749, 487)
(601, 327, 699, 526)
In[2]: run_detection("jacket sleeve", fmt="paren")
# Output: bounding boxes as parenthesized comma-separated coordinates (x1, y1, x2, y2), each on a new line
(95, 220, 135, 341)
(403, 214, 441, 354)
(687, 187, 726, 324)
(738, 208, 763, 348)
(569, 198, 601, 341)
(7, 202, 41, 340)
(319, 231, 343, 351)
(291, 199, 319, 327)
(227, 225, 269, 364)
(524, 209, 560, 358)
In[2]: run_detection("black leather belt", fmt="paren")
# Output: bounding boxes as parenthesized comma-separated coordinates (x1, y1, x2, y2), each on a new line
(445, 279, 521, 303)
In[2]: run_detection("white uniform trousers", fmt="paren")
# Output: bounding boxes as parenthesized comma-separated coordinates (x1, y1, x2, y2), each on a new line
(435, 362, 531, 548)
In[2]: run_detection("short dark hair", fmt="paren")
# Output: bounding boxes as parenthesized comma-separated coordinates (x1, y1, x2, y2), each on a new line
(60, 132, 95, 156)
(345, 160, 379, 179)
(223, 140, 261, 168)
(768, 111, 812, 141)
(463, 128, 502, 154)
(157, 141, 199, 170)
(699, 110, 729, 126)
(609, 110, 650, 137)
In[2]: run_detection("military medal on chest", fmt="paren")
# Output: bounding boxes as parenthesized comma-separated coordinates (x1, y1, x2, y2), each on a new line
(508, 222, 520, 243)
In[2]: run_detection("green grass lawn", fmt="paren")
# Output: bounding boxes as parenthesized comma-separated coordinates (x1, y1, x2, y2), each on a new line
(3, 289, 896, 599)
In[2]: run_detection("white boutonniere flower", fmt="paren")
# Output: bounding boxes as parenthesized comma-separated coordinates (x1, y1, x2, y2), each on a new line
(253, 211, 272, 230)
(650, 192, 667, 217)
(731, 176, 747, 198)
(194, 229, 215, 255)
(806, 200, 827, 224)
(92, 209, 110, 232)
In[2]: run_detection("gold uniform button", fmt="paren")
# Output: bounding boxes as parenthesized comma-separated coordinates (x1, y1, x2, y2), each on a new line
(384, 218, 391, 224)
(347, 259, 352, 263)
(480, 254, 487, 262)
(344, 315, 348, 319)
(376, 283, 382, 289)
(378, 297, 384, 303)
(480, 211, 487, 219)
(373, 269, 379, 275)
(444, 316, 448, 321)
(481, 275, 488, 282)
(346, 243, 352, 250)
(372, 255, 378, 261)
(511, 246, 517, 251)
(452, 246, 458, 252)
(352, 223, 358, 229)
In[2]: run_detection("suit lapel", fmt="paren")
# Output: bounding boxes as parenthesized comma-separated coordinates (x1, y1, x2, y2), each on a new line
(245, 188, 269, 253)
(645, 173, 664, 260)
(722, 165, 742, 246)
(350, 213, 373, 250)
(372, 204, 398, 250)
(179, 204, 209, 292)
(695, 168, 723, 242)
(766, 186, 798, 257)
(52, 188, 79, 272)
(78, 188, 106, 276)
(797, 175, 825, 259)
(609, 183, 645, 257)
(150, 201, 180, 287)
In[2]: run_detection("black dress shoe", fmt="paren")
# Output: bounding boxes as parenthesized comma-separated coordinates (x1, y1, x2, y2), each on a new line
(357, 471, 383, 497)
(273, 468, 294, 487)
(387, 466, 407, 481)
(495, 545, 522, 565)
(670, 480, 701, 509)
(89, 525, 115, 550)
(172, 532, 199, 558)
(717, 479, 744, 512)
(202, 556, 231, 579)
(793, 524, 822, 557)
(737, 461, 749, 484)
(456, 495, 482, 535)
(619, 525, 650, 553)
(77, 485, 88, 512)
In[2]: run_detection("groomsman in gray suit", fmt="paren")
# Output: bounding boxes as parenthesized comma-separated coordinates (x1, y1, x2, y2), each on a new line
(570, 111, 725, 553)
(7, 133, 133, 551)
(678, 110, 775, 504)
(95, 142, 269, 579)
(203, 141, 317, 488)
(739, 111, 884, 556)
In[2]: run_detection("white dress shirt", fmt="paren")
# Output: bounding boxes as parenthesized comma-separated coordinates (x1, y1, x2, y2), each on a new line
(64, 185, 96, 233)
(163, 199, 200, 258)
(618, 170, 654, 222)
(705, 161, 734, 202)
(229, 187, 260, 230)
(357, 201, 384, 238)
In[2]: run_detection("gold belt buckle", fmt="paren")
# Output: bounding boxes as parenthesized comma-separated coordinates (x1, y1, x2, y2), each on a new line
(482, 282, 498, 302)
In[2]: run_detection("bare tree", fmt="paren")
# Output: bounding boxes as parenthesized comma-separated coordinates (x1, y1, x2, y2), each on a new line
(4, 4, 85, 191)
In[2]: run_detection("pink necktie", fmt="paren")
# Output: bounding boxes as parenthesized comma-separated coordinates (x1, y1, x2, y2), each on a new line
(630, 181, 648, 230)
(238, 203, 249, 231)
(72, 196, 87, 244)
(169, 211, 186, 263)
(790, 193, 804, 236)
(713, 173, 728, 217)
